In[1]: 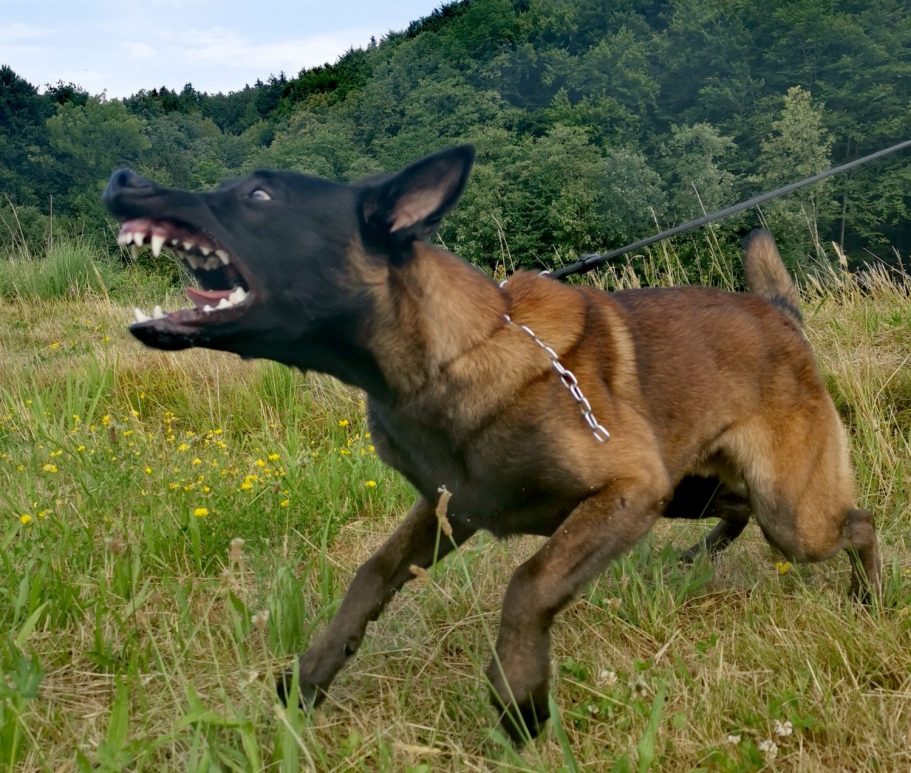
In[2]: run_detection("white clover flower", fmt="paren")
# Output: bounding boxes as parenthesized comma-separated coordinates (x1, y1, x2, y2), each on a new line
(773, 719, 793, 737)
(759, 739, 779, 760)
(725, 734, 741, 745)
(598, 669, 618, 686)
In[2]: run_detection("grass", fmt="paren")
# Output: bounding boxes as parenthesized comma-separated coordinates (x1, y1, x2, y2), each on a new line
(0, 238, 909, 771)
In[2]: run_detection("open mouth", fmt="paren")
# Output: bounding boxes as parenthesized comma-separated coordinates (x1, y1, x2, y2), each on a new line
(117, 218, 255, 330)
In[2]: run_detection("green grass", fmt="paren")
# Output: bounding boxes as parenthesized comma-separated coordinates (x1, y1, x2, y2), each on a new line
(0, 241, 909, 770)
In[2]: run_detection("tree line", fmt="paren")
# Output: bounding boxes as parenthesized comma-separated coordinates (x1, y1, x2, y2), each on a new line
(2, 0, 909, 274)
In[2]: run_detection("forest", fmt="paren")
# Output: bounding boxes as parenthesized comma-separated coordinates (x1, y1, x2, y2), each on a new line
(2, 0, 910, 274)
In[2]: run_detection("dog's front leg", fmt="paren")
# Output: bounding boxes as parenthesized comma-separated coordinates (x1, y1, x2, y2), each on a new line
(277, 496, 476, 707)
(487, 481, 663, 742)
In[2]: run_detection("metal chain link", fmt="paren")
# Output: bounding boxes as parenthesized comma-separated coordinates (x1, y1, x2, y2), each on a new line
(503, 314, 610, 443)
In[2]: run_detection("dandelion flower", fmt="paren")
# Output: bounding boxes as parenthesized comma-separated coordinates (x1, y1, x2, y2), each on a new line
(365, 480, 377, 488)
(193, 507, 209, 517)
(19, 514, 33, 524)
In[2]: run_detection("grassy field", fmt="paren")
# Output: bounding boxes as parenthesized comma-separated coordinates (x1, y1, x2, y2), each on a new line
(1, 241, 909, 771)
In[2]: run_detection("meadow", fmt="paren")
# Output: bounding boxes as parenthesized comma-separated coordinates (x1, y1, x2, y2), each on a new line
(0, 238, 909, 771)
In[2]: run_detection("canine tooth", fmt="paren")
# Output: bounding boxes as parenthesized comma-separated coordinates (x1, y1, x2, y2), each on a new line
(152, 305, 165, 319)
(150, 233, 165, 257)
(133, 307, 150, 323)
(216, 249, 230, 265)
(133, 232, 146, 246)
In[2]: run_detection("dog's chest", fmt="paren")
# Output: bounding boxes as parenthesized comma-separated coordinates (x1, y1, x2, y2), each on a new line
(366, 402, 586, 536)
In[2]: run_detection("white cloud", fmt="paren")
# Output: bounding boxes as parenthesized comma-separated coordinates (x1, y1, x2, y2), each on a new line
(0, 22, 54, 43)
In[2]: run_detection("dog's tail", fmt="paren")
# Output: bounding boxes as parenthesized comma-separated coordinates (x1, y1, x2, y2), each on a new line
(742, 229, 802, 324)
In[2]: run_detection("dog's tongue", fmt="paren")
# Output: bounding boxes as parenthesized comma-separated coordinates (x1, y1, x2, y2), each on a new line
(185, 287, 231, 308)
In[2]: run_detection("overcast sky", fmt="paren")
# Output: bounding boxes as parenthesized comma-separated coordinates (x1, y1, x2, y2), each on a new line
(1, 0, 446, 98)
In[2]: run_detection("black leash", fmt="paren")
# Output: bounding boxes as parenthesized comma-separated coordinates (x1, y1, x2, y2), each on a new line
(549, 137, 911, 281)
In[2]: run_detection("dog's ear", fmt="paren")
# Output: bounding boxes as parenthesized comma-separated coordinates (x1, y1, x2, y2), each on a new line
(359, 145, 475, 256)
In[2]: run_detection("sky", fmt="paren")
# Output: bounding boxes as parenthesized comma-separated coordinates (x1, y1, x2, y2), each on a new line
(1, 0, 446, 98)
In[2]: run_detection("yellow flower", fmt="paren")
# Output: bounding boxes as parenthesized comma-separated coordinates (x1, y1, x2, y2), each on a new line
(255, 458, 266, 468)
(279, 499, 290, 507)
(50, 449, 63, 457)
(42, 463, 58, 473)
(101, 415, 111, 426)
(365, 480, 377, 489)
(48, 341, 61, 350)
(193, 507, 209, 517)
(19, 514, 33, 524)
(338, 419, 349, 428)
(339, 449, 349, 456)
(177, 442, 190, 452)
(191, 457, 202, 466)
(76, 445, 86, 452)
(775, 561, 792, 575)
(168, 482, 180, 490)
(240, 480, 253, 491)
(144, 466, 153, 475)
(268, 453, 281, 462)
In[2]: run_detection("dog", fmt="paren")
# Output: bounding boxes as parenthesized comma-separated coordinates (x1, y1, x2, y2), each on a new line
(103, 145, 880, 741)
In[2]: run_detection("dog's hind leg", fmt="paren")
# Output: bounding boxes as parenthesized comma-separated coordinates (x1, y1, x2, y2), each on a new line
(845, 508, 881, 603)
(487, 476, 665, 742)
(663, 475, 751, 562)
(276, 497, 476, 707)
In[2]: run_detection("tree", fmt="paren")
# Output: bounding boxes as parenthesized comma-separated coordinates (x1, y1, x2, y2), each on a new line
(757, 86, 834, 271)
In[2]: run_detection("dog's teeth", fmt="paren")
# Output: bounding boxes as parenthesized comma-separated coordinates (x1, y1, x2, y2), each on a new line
(186, 253, 202, 269)
(117, 232, 131, 246)
(204, 256, 221, 270)
(200, 245, 212, 256)
(216, 297, 231, 310)
(152, 305, 165, 319)
(169, 238, 179, 246)
(182, 240, 195, 251)
(202, 304, 214, 314)
(133, 232, 146, 247)
(229, 287, 247, 304)
(216, 249, 230, 265)
(150, 233, 165, 257)
(133, 307, 150, 323)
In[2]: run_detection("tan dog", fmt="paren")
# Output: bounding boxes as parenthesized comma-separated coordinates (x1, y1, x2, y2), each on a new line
(104, 146, 880, 741)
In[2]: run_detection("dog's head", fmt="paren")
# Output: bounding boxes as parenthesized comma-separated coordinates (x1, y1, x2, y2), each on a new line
(103, 145, 475, 370)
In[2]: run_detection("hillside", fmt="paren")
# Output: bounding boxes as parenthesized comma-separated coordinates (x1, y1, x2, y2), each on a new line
(2, 0, 910, 272)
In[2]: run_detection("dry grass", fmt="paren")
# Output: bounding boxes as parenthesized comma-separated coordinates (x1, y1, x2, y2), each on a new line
(1, 254, 909, 771)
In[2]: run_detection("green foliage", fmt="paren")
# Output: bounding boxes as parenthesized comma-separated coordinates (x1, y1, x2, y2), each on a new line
(1, 0, 909, 269)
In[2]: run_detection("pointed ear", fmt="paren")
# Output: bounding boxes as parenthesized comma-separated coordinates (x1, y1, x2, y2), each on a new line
(360, 145, 475, 252)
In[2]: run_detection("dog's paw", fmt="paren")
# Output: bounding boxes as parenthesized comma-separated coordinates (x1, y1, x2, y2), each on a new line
(275, 666, 326, 709)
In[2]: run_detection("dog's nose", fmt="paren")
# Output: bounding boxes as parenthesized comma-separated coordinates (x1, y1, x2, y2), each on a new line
(103, 169, 158, 216)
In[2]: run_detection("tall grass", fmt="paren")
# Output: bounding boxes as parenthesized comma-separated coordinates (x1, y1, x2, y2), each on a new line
(0, 236, 909, 770)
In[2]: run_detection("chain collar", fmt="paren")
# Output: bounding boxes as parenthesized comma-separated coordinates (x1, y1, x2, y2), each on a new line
(503, 313, 610, 444)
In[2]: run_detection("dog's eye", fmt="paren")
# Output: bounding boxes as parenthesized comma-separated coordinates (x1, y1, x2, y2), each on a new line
(249, 188, 272, 201)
